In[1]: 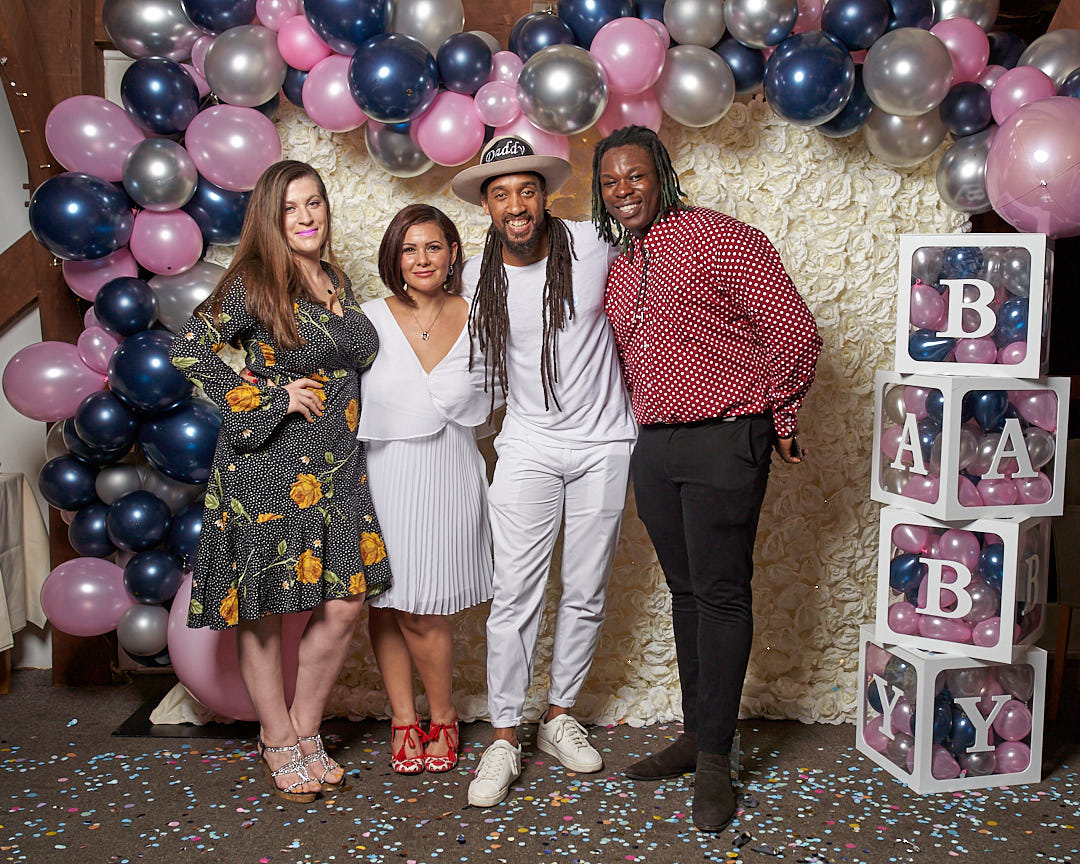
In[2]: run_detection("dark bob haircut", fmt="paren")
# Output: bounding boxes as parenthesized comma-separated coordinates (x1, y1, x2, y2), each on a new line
(377, 204, 464, 304)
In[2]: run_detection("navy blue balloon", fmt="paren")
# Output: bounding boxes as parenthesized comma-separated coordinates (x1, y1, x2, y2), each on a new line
(108, 330, 193, 415)
(885, 0, 933, 30)
(994, 297, 1028, 348)
(817, 66, 873, 137)
(970, 390, 1008, 431)
(124, 550, 184, 604)
(38, 456, 98, 510)
(557, 0, 634, 48)
(866, 676, 884, 712)
(107, 490, 171, 553)
(763, 32, 855, 126)
(884, 656, 915, 691)
(121, 57, 200, 135)
(933, 696, 954, 746)
(939, 81, 992, 138)
(138, 398, 223, 484)
(509, 12, 546, 56)
(181, 0, 256, 34)
(637, 0, 666, 22)
(925, 388, 946, 424)
(978, 543, 1005, 590)
(28, 173, 134, 261)
(348, 32, 439, 123)
(949, 706, 977, 757)
(127, 647, 172, 667)
(990, 403, 1026, 434)
(713, 37, 766, 95)
(908, 329, 955, 362)
(75, 390, 139, 452)
(821, 0, 890, 50)
(283, 66, 308, 107)
(167, 501, 204, 568)
(917, 416, 941, 461)
(1059, 68, 1080, 99)
(942, 245, 983, 278)
(95, 277, 158, 337)
(988, 30, 1026, 69)
(890, 553, 926, 595)
(254, 93, 280, 120)
(183, 176, 251, 246)
(305, 0, 391, 55)
(517, 15, 577, 61)
(437, 32, 494, 95)
(69, 503, 116, 558)
(62, 418, 126, 467)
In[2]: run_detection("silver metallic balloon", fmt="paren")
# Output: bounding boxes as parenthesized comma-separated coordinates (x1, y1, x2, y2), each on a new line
(1018, 30, 1080, 89)
(723, 0, 798, 50)
(933, 0, 1000, 31)
(945, 666, 991, 698)
(656, 44, 736, 127)
(886, 731, 915, 768)
(203, 25, 288, 108)
(117, 604, 169, 656)
(957, 427, 978, 471)
(936, 125, 996, 214)
(45, 421, 68, 460)
(664, 0, 728, 48)
(863, 107, 947, 167)
(96, 464, 144, 505)
(390, 0, 465, 55)
(880, 465, 911, 494)
(863, 28, 954, 117)
(959, 749, 997, 776)
(911, 246, 944, 285)
(1025, 427, 1056, 470)
(993, 247, 1033, 297)
(468, 30, 502, 56)
(997, 662, 1035, 700)
(122, 139, 198, 212)
(364, 121, 434, 179)
(883, 384, 907, 426)
(517, 45, 609, 135)
(962, 577, 1001, 623)
(140, 464, 205, 514)
(103, 0, 202, 61)
(966, 431, 1001, 477)
(150, 261, 225, 333)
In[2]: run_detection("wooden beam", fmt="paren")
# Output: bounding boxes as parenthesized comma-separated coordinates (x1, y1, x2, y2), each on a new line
(1050, 0, 1080, 31)
(0, 232, 44, 336)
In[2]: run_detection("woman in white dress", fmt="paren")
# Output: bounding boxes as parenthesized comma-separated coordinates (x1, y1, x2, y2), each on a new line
(358, 204, 494, 774)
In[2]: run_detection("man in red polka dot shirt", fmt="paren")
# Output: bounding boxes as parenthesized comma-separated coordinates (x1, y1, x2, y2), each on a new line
(592, 126, 822, 832)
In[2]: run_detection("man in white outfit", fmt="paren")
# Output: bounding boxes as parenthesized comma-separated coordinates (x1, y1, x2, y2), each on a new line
(451, 137, 636, 807)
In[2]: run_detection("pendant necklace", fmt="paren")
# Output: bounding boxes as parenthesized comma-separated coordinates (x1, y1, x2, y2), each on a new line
(410, 294, 447, 341)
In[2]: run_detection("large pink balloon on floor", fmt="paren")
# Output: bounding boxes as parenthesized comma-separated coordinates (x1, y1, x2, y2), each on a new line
(62, 247, 139, 302)
(40, 558, 134, 637)
(2, 341, 106, 421)
(45, 95, 146, 182)
(167, 573, 311, 721)
(590, 18, 666, 96)
(302, 55, 367, 132)
(184, 105, 283, 192)
(415, 91, 485, 166)
(986, 96, 1080, 238)
(130, 209, 204, 275)
(597, 89, 663, 136)
(494, 115, 570, 161)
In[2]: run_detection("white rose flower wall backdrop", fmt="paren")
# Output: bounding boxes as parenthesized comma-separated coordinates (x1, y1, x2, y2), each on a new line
(4, 0, 1079, 726)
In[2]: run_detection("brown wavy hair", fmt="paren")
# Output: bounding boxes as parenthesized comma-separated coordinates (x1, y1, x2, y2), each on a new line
(377, 204, 464, 305)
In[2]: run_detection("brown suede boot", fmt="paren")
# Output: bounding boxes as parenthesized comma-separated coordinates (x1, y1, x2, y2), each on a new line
(623, 733, 698, 781)
(692, 751, 736, 832)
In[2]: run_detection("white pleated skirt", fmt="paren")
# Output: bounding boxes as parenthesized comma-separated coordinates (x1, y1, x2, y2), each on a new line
(365, 422, 494, 614)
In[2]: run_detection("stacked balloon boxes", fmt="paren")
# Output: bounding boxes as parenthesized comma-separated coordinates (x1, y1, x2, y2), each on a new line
(857, 234, 1066, 793)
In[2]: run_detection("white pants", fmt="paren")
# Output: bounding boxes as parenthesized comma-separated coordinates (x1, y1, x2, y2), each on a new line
(485, 436, 632, 728)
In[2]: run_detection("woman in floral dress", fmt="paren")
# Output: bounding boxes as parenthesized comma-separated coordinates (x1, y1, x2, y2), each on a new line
(169, 160, 391, 802)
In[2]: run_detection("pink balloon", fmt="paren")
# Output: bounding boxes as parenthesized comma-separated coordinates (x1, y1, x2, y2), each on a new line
(167, 573, 311, 721)
(1013, 389, 1057, 432)
(415, 91, 485, 166)
(40, 558, 134, 637)
(971, 615, 1002, 647)
(977, 64, 1007, 90)
(930, 18, 990, 84)
(597, 89, 663, 137)
(77, 326, 120, 375)
(931, 744, 961, 780)
(954, 336, 998, 364)
(978, 477, 1018, 506)
(993, 699, 1032, 741)
(903, 385, 931, 420)
(925, 536, 942, 558)
(957, 473, 983, 506)
(917, 569, 958, 612)
(977, 675, 1005, 714)
(277, 14, 332, 70)
(491, 50, 523, 85)
(918, 612, 972, 643)
(191, 35, 214, 76)
(474, 81, 521, 126)
(644, 18, 670, 44)
(1015, 471, 1053, 505)
(793, 0, 824, 34)
(939, 529, 981, 571)
(2, 341, 106, 422)
(590, 18, 665, 96)
(888, 600, 920, 635)
(902, 473, 940, 504)
(130, 210, 203, 275)
(45, 95, 146, 182)
(997, 341, 1026, 365)
(990, 66, 1056, 126)
(183, 63, 211, 99)
(891, 697, 914, 734)
(62, 248, 139, 302)
(494, 115, 570, 161)
(994, 740, 1031, 774)
(865, 642, 890, 677)
(83, 306, 120, 338)
(302, 55, 367, 132)
(892, 523, 930, 555)
(863, 720, 889, 754)
(909, 280, 946, 330)
(184, 105, 283, 192)
(985, 97, 1080, 239)
(257, 0, 297, 30)
(880, 424, 905, 463)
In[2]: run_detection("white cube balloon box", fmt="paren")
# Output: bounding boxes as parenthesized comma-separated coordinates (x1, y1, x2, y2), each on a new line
(870, 371, 1069, 519)
(875, 506, 1048, 663)
(856, 625, 1045, 794)
(895, 234, 1051, 379)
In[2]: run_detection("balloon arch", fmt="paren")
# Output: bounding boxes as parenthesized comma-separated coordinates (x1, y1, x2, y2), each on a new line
(4, 0, 1080, 721)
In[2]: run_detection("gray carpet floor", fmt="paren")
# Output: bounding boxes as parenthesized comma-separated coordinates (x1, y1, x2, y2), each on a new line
(0, 670, 1077, 864)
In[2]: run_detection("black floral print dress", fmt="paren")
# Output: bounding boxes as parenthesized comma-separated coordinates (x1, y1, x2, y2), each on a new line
(168, 265, 392, 630)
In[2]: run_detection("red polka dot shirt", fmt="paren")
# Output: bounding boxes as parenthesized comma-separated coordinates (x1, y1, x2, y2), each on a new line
(604, 207, 821, 439)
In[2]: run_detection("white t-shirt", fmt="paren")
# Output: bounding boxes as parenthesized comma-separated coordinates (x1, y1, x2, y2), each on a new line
(462, 220, 636, 448)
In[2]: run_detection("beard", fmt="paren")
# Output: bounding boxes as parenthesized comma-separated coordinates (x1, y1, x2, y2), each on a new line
(492, 216, 543, 259)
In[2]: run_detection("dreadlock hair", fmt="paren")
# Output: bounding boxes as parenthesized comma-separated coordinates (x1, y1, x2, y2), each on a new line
(469, 202, 577, 413)
(590, 125, 690, 251)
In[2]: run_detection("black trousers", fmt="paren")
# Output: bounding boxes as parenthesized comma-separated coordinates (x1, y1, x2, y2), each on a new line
(632, 415, 773, 754)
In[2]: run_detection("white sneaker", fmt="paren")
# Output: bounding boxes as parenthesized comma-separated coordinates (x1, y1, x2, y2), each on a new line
(536, 713, 603, 773)
(467, 739, 522, 807)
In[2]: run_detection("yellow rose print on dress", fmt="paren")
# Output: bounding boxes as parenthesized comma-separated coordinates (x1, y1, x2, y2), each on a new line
(349, 572, 366, 595)
(296, 549, 323, 584)
(360, 532, 387, 566)
(219, 586, 239, 626)
(289, 473, 324, 509)
(345, 399, 359, 432)
(225, 383, 261, 412)
(256, 513, 284, 523)
(258, 342, 276, 366)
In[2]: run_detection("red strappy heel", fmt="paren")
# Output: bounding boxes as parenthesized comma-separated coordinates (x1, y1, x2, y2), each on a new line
(391, 722, 425, 774)
(424, 717, 459, 773)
